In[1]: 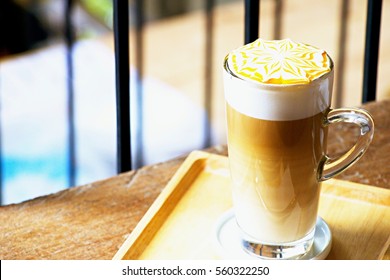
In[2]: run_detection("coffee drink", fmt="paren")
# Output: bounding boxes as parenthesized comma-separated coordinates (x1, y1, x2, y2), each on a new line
(223, 38, 373, 259)
(224, 38, 333, 245)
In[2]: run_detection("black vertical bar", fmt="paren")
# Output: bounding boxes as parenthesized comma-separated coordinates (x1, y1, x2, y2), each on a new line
(273, 0, 283, 39)
(362, 0, 382, 103)
(244, 0, 260, 44)
(204, 0, 214, 148)
(335, 0, 349, 107)
(65, 0, 76, 187)
(134, 0, 144, 169)
(113, 0, 131, 172)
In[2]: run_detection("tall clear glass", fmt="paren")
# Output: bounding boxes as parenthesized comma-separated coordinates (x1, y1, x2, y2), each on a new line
(224, 53, 374, 259)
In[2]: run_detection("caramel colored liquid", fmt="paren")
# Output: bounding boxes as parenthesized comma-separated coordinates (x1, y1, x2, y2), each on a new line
(227, 103, 328, 243)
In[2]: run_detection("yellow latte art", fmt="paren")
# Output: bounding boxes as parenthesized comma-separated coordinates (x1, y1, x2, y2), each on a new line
(227, 38, 331, 85)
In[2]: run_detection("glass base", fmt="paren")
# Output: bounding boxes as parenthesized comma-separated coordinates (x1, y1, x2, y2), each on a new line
(213, 210, 332, 260)
(242, 230, 315, 259)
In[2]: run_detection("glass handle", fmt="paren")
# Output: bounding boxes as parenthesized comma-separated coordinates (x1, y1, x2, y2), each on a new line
(318, 108, 374, 181)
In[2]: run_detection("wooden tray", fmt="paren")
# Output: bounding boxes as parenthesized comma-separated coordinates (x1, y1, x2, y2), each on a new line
(113, 151, 390, 260)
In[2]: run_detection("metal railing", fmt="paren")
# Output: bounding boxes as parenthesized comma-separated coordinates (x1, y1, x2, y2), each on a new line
(362, 0, 383, 103)
(113, 0, 132, 173)
(0, 0, 383, 204)
(65, 0, 76, 187)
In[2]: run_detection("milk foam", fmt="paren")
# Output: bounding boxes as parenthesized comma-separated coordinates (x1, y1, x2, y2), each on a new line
(223, 64, 333, 121)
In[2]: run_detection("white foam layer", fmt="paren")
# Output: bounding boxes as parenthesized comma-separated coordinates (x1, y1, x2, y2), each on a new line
(223, 68, 333, 121)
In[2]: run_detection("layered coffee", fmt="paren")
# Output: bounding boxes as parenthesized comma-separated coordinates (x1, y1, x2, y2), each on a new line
(224, 39, 333, 244)
(227, 104, 328, 242)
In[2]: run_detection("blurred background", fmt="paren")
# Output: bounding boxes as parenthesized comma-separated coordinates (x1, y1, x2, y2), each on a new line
(0, 0, 389, 205)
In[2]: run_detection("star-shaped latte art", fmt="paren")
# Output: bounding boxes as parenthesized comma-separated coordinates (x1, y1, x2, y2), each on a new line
(228, 38, 331, 85)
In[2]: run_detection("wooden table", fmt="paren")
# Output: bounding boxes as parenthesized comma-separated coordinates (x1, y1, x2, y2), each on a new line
(0, 100, 389, 260)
